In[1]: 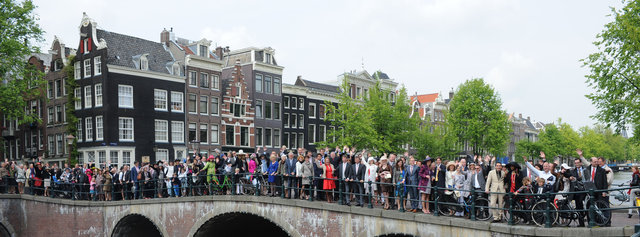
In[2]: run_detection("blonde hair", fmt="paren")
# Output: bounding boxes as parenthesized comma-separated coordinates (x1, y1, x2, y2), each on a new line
(522, 177, 531, 184)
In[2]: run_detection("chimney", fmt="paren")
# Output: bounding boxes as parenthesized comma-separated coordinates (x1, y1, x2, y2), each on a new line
(518, 113, 522, 119)
(160, 28, 170, 46)
(448, 88, 454, 100)
(527, 116, 530, 121)
(215, 46, 224, 59)
(297, 75, 302, 80)
(225, 46, 230, 53)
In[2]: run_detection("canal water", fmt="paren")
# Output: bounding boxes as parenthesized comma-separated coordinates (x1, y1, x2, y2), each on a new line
(611, 171, 634, 207)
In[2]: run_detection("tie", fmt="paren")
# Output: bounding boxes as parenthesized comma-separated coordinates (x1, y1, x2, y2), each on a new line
(579, 168, 583, 179)
(410, 166, 413, 174)
(591, 167, 595, 182)
(435, 166, 439, 182)
(497, 171, 501, 179)
(356, 165, 358, 174)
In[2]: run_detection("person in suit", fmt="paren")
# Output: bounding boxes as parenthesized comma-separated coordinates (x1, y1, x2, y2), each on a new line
(569, 156, 589, 227)
(285, 152, 297, 199)
(486, 162, 505, 222)
(350, 154, 367, 206)
(578, 149, 610, 226)
(520, 159, 534, 181)
(405, 156, 420, 212)
(130, 161, 140, 199)
(469, 163, 486, 198)
(336, 154, 353, 205)
(433, 157, 447, 195)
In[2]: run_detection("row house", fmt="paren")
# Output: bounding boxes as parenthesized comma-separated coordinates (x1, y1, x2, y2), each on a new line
(409, 91, 452, 126)
(72, 13, 186, 167)
(222, 47, 283, 153)
(1, 54, 49, 162)
(162, 29, 224, 157)
(507, 113, 540, 160)
(44, 37, 75, 164)
(327, 70, 398, 102)
(281, 76, 339, 152)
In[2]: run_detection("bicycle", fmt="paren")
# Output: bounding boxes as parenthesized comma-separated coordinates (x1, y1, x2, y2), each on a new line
(583, 192, 611, 226)
(435, 191, 492, 221)
(554, 196, 579, 227)
(530, 195, 559, 227)
(610, 181, 631, 206)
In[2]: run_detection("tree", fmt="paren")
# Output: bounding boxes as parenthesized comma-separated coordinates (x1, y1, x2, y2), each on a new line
(583, 0, 640, 135)
(414, 120, 457, 159)
(0, 0, 45, 124)
(514, 139, 543, 162)
(363, 80, 420, 154)
(320, 78, 377, 151)
(447, 78, 511, 156)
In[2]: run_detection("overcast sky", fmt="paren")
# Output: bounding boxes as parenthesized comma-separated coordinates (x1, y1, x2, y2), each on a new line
(32, 0, 622, 129)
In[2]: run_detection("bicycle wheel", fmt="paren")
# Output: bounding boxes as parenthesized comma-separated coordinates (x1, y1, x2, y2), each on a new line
(609, 192, 625, 206)
(531, 201, 559, 227)
(503, 201, 524, 225)
(592, 199, 611, 226)
(436, 196, 455, 216)
(471, 197, 492, 221)
(556, 201, 575, 227)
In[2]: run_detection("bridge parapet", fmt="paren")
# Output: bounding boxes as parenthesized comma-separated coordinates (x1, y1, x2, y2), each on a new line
(0, 194, 634, 237)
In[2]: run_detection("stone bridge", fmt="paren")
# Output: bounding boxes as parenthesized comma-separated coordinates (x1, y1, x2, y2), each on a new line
(0, 194, 634, 237)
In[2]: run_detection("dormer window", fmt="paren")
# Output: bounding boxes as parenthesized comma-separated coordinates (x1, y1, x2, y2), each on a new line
(199, 45, 208, 57)
(54, 59, 63, 71)
(140, 54, 148, 71)
(235, 82, 242, 98)
(172, 63, 180, 76)
(265, 53, 271, 64)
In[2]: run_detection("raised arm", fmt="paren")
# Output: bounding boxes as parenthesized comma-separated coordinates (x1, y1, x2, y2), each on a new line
(576, 149, 590, 167)
(524, 157, 542, 178)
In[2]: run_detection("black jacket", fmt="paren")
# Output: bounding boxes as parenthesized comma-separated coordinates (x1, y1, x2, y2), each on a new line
(350, 163, 366, 182)
(335, 162, 353, 180)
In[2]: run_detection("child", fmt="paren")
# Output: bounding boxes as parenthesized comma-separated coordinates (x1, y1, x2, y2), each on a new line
(171, 173, 181, 197)
(233, 168, 242, 195)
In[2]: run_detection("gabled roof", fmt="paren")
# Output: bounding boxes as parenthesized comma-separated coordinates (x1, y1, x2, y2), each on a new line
(410, 93, 439, 104)
(295, 77, 339, 93)
(372, 71, 390, 79)
(96, 29, 174, 74)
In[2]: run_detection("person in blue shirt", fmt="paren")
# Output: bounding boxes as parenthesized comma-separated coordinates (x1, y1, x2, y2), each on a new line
(268, 155, 279, 197)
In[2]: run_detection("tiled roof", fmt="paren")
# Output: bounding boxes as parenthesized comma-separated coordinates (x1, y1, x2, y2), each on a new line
(411, 93, 439, 103)
(373, 71, 390, 79)
(96, 29, 174, 74)
(295, 78, 339, 93)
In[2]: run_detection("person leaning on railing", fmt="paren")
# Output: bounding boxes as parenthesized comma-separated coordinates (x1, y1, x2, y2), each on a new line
(629, 166, 640, 218)
(486, 162, 505, 223)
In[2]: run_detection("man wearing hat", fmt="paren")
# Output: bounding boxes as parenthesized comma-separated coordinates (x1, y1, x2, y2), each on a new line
(504, 162, 523, 212)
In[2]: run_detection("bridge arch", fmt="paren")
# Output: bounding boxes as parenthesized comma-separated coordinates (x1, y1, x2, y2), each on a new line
(188, 208, 301, 237)
(0, 219, 15, 237)
(192, 212, 289, 237)
(111, 214, 165, 237)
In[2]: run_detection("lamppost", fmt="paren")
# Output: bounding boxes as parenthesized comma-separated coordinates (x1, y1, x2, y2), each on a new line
(190, 140, 200, 157)
(66, 134, 75, 166)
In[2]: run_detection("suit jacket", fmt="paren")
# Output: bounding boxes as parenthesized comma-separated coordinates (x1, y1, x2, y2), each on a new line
(130, 166, 139, 182)
(470, 171, 486, 190)
(285, 158, 297, 176)
(336, 162, 353, 180)
(351, 163, 366, 182)
(520, 168, 535, 180)
(485, 169, 505, 193)
(434, 163, 447, 188)
(405, 165, 420, 185)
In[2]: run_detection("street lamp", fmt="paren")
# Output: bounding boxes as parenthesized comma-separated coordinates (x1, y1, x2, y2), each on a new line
(66, 134, 75, 166)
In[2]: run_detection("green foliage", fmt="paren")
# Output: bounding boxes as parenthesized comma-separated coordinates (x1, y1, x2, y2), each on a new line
(583, 0, 640, 136)
(514, 139, 543, 162)
(64, 56, 78, 165)
(414, 120, 457, 159)
(319, 75, 420, 156)
(447, 78, 511, 156)
(0, 0, 45, 124)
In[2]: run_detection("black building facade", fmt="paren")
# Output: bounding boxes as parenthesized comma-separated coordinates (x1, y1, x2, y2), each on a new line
(73, 14, 186, 167)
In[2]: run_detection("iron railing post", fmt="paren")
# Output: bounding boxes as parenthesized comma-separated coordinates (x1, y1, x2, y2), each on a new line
(470, 188, 476, 221)
(338, 177, 343, 205)
(398, 183, 405, 213)
(434, 186, 439, 216)
(368, 181, 374, 209)
(545, 192, 551, 228)
(308, 176, 314, 201)
(588, 189, 595, 228)
(508, 192, 514, 225)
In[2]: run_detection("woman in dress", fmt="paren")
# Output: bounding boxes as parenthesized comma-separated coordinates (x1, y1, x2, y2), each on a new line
(392, 159, 406, 211)
(16, 163, 25, 194)
(378, 156, 393, 209)
(444, 161, 457, 215)
(322, 158, 336, 203)
(103, 168, 113, 201)
(419, 158, 432, 214)
(453, 163, 467, 216)
(300, 155, 314, 200)
(364, 157, 378, 204)
(267, 155, 279, 196)
(295, 155, 304, 199)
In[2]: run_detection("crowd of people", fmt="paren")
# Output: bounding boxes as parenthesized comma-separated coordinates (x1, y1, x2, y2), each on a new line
(0, 146, 637, 228)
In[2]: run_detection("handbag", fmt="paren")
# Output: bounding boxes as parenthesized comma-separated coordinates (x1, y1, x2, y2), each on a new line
(384, 173, 391, 179)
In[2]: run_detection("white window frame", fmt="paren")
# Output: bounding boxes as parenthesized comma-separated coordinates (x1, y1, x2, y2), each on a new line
(156, 149, 169, 162)
(84, 86, 92, 108)
(171, 121, 184, 144)
(211, 125, 219, 144)
(211, 75, 219, 90)
(200, 124, 208, 144)
(211, 97, 219, 116)
(255, 74, 263, 92)
(77, 120, 83, 142)
(274, 78, 281, 95)
(199, 95, 208, 115)
(74, 88, 82, 110)
(299, 98, 304, 110)
(284, 96, 290, 109)
(85, 117, 93, 142)
(155, 120, 168, 142)
(140, 55, 148, 71)
(319, 125, 326, 142)
(96, 116, 103, 141)
(83, 59, 91, 78)
(95, 83, 102, 107)
(283, 113, 289, 128)
(255, 100, 263, 118)
(256, 127, 263, 147)
(298, 114, 304, 129)
(274, 129, 280, 147)
(74, 61, 81, 79)
(171, 91, 183, 113)
(265, 128, 272, 147)
(309, 103, 316, 119)
(119, 117, 134, 142)
(200, 73, 209, 88)
(189, 71, 197, 87)
(94, 56, 101, 75)
(118, 85, 134, 108)
(154, 89, 168, 111)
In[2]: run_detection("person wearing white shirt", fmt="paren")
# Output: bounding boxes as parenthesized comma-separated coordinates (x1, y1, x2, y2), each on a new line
(524, 153, 555, 186)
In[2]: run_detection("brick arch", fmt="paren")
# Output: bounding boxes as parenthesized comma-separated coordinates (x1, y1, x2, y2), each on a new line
(187, 208, 301, 237)
(108, 213, 168, 237)
(0, 219, 15, 237)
